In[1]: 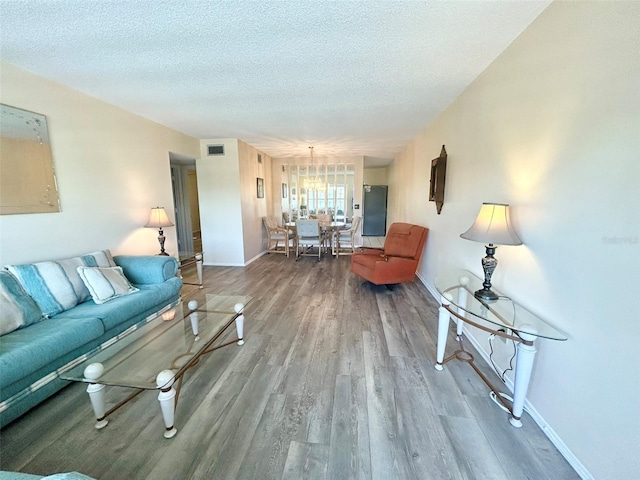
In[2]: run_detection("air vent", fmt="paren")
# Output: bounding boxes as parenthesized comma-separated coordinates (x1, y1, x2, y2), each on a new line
(207, 144, 225, 156)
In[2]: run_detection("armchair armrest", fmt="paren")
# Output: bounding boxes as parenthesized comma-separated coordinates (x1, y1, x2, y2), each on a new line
(113, 255, 179, 284)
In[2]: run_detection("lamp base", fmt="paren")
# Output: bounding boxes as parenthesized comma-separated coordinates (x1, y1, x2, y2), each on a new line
(157, 228, 169, 256)
(474, 288, 499, 301)
(477, 244, 499, 301)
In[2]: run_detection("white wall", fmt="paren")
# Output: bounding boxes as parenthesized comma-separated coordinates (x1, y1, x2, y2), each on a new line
(0, 63, 199, 266)
(197, 139, 245, 266)
(388, 3, 639, 478)
(197, 139, 271, 266)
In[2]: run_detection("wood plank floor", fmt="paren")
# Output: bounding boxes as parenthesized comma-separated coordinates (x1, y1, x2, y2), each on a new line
(0, 254, 578, 480)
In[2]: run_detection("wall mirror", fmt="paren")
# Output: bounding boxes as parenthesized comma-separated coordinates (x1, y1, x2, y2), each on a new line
(429, 145, 447, 214)
(0, 104, 61, 215)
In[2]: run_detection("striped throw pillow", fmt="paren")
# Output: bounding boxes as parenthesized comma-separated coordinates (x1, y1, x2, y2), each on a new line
(76, 266, 139, 304)
(5, 250, 117, 316)
(6, 262, 79, 317)
(0, 270, 45, 335)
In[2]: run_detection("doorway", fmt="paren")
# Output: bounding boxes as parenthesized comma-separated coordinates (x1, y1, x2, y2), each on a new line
(362, 185, 388, 236)
(169, 153, 201, 261)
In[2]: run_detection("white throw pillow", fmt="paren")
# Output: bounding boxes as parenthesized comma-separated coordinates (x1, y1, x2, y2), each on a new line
(76, 266, 139, 304)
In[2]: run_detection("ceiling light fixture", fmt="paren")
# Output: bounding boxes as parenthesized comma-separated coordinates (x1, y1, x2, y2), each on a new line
(303, 146, 325, 191)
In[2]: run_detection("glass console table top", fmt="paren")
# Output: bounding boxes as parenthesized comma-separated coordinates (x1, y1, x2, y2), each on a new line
(434, 270, 567, 341)
(61, 294, 252, 389)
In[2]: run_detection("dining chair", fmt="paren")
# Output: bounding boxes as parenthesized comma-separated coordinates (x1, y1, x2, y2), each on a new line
(263, 216, 295, 257)
(315, 213, 333, 251)
(334, 215, 361, 256)
(295, 219, 325, 261)
(316, 213, 332, 224)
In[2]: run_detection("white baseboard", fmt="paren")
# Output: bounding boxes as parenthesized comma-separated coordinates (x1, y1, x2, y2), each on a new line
(244, 251, 268, 266)
(416, 273, 593, 480)
(204, 262, 246, 267)
(203, 251, 268, 267)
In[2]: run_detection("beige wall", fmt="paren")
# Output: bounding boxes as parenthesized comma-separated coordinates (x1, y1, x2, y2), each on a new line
(0, 63, 199, 265)
(363, 167, 388, 186)
(387, 3, 639, 478)
(238, 140, 272, 262)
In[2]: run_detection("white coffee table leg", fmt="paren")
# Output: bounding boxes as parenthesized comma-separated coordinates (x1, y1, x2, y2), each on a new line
(234, 303, 245, 345)
(510, 329, 537, 428)
(188, 300, 199, 339)
(84, 363, 108, 429)
(435, 293, 453, 371)
(156, 370, 178, 439)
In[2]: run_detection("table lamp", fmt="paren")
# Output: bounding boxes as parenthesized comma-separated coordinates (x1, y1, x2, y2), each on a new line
(460, 203, 522, 300)
(145, 207, 174, 256)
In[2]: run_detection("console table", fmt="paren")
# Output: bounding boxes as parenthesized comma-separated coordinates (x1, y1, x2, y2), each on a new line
(179, 252, 203, 288)
(434, 270, 567, 427)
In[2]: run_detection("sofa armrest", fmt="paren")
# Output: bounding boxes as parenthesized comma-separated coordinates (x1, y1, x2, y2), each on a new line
(113, 255, 178, 284)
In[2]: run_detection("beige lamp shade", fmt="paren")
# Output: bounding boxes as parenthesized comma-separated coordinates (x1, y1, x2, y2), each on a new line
(145, 207, 174, 229)
(460, 203, 522, 246)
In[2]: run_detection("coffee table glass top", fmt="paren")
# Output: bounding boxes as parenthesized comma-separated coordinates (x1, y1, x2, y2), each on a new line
(435, 270, 567, 341)
(61, 294, 252, 389)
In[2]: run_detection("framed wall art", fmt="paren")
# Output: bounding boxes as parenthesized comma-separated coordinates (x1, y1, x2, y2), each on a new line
(429, 145, 447, 214)
(257, 177, 265, 198)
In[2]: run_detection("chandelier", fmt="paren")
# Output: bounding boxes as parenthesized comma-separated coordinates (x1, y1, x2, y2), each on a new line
(303, 146, 325, 191)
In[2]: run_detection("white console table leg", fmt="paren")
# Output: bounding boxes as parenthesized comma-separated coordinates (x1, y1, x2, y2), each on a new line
(84, 363, 108, 429)
(510, 329, 537, 428)
(435, 293, 453, 371)
(195, 253, 203, 288)
(156, 370, 178, 439)
(455, 287, 467, 340)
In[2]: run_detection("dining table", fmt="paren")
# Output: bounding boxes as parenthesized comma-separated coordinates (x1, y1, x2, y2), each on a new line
(284, 219, 347, 256)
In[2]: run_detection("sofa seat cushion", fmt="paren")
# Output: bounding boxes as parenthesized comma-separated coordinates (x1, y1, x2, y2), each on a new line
(57, 278, 181, 331)
(0, 316, 105, 389)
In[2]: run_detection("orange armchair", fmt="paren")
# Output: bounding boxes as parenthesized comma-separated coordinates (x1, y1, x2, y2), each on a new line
(351, 222, 428, 285)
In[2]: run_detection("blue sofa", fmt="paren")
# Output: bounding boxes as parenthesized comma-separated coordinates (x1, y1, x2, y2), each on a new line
(0, 252, 182, 428)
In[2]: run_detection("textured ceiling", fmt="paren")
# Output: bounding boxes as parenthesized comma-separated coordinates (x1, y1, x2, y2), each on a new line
(0, 0, 551, 165)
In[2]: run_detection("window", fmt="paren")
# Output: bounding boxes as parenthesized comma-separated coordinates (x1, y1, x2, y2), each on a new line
(285, 163, 354, 221)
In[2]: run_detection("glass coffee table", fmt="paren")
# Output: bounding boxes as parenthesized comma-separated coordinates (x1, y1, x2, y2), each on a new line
(61, 294, 251, 438)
